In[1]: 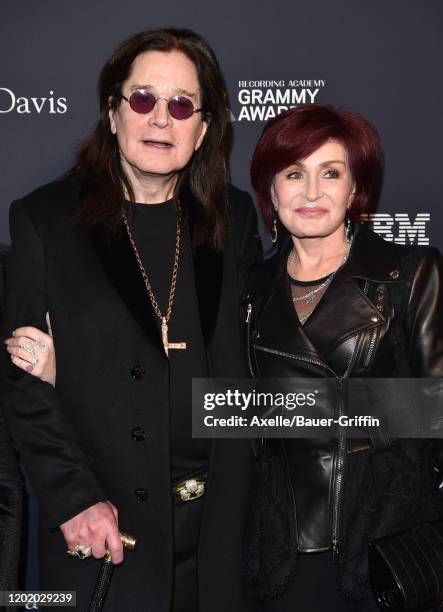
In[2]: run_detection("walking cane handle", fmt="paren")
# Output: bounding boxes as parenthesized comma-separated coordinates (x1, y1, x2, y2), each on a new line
(102, 531, 137, 563)
(120, 531, 137, 551)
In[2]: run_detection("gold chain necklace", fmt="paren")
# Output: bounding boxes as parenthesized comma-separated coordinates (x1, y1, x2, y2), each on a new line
(122, 201, 187, 357)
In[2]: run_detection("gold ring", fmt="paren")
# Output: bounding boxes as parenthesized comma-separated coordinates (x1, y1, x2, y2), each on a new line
(66, 544, 92, 559)
(172, 477, 206, 502)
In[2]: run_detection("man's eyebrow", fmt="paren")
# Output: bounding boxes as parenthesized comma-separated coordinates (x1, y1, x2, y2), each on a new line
(129, 84, 154, 92)
(175, 88, 197, 99)
(129, 84, 197, 98)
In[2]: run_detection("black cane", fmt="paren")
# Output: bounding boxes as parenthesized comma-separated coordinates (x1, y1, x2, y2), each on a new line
(88, 531, 137, 612)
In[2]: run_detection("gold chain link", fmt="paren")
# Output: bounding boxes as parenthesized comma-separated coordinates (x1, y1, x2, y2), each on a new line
(121, 201, 182, 324)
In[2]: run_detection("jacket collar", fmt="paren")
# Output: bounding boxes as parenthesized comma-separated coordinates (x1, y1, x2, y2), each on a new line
(247, 224, 401, 369)
(246, 223, 404, 301)
(342, 223, 405, 283)
(91, 198, 223, 356)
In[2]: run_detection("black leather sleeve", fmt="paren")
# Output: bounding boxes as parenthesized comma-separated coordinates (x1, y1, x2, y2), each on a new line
(404, 247, 443, 477)
(0, 199, 107, 529)
(405, 248, 443, 377)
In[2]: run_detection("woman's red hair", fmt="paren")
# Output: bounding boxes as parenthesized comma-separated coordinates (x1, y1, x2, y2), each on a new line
(251, 104, 382, 232)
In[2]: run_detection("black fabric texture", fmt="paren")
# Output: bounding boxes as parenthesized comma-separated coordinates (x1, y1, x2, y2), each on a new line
(130, 200, 210, 481)
(0, 243, 23, 592)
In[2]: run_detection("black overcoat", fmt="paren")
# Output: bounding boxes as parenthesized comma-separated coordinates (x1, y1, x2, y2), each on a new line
(0, 244, 23, 592)
(0, 175, 260, 611)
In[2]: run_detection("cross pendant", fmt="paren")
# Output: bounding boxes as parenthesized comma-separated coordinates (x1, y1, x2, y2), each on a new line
(161, 317, 187, 357)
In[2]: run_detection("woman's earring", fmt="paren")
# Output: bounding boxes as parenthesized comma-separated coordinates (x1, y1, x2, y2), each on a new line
(271, 212, 278, 243)
(345, 211, 352, 243)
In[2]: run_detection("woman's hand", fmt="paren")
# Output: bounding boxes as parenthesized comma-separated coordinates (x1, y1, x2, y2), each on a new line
(4, 312, 56, 387)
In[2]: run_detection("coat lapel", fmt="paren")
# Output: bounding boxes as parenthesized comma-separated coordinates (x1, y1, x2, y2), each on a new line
(91, 224, 165, 356)
(256, 274, 328, 364)
(303, 267, 385, 359)
(90, 192, 224, 353)
(304, 224, 405, 359)
(251, 247, 328, 365)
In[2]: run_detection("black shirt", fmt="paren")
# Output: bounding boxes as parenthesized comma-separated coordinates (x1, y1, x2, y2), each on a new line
(131, 200, 210, 483)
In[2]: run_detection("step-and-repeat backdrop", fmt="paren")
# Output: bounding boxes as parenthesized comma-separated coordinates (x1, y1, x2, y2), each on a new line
(1, 0, 443, 592)
(2, 0, 443, 251)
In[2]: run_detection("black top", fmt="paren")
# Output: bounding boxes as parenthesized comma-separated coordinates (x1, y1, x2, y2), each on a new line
(131, 200, 210, 483)
(288, 272, 333, 287)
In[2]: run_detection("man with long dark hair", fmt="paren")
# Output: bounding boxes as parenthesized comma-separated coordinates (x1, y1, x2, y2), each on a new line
(1, 29, 260, 611)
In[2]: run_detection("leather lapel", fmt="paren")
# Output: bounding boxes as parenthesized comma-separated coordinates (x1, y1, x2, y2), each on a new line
(303, 224, 403, 359)
(253, 249, 329, 367)
(256, 274, 329, 365)
(303, 267, 385, 359)
(91, 224, 165, 356)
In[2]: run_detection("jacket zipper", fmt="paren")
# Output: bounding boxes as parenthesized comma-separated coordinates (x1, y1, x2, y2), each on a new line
(332, 280, 385, 555)
(364, 330, 378, 368)
(332, 377, 345, 560)
(252, 345, 336, 375)
(332, 332, 363, 559)
(245, 303, 255, 377)
(254, 344, 346, 558)
(245, 303, 252, 324)
(282, 439, 298, 548)
(251, 279, 387, 561)
(362, 283, 384, 369)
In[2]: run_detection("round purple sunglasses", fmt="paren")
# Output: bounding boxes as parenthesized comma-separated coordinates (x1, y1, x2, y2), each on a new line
(119, 90, 203, 120)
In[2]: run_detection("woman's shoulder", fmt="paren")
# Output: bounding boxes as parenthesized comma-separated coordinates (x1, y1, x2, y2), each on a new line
(356, 224, 442, 281)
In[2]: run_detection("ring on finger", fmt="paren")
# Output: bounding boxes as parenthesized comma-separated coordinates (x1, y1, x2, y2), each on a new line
(19, 339, 35, 353)
(35, 337, 48, 353)
(66, 544, 92, 560)
(19, 340, 39, 364)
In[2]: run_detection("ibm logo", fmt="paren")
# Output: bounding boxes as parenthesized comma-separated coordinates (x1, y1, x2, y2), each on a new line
(359, 213, 430, 245)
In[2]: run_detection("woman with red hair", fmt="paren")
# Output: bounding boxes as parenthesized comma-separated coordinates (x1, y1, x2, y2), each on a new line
(243, 104, 443, 610)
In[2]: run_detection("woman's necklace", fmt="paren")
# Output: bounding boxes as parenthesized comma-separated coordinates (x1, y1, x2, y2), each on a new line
(288, 243, 351, 305)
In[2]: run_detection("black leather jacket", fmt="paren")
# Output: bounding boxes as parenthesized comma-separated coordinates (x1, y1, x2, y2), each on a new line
(243, 225, 443, 600)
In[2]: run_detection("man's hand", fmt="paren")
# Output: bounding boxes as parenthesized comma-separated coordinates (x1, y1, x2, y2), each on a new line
(60, 501, 123, 564)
